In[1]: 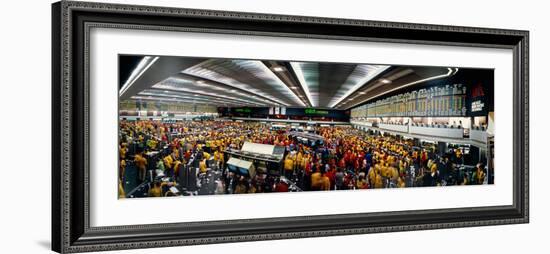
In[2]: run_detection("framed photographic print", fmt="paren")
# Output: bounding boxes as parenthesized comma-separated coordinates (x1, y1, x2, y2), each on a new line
(52, 1, 529, 253)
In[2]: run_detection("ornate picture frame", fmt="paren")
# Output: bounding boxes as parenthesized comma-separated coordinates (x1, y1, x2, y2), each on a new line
(52, 1, 529, 253)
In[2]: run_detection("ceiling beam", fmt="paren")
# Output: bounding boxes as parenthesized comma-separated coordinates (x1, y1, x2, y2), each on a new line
(181, 71, 286, 107)
(144, 88, 267, 107)
(328, 65, 391, 108)
(119, 57, 205, 101)
(263, 61, 312, 107)
(289, 62, 318, 107)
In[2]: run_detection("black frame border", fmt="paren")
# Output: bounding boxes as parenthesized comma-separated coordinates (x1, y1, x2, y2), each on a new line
(52, 1, 529, 253)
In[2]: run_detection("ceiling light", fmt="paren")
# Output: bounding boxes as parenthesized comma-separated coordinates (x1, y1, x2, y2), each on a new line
(119, 56, 159, 96)
(290, 62, 317, 107)
(359, 91, 366, 95)
(272, 66, 285, 72)
(290, 87, 298, 90)
(380, 79, 392, 84)
(328, 64, 390, 108)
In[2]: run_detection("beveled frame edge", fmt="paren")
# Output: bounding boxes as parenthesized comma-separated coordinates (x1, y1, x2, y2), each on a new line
(52, 1, 529, 253)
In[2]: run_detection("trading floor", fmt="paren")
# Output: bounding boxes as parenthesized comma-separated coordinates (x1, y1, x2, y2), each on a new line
(119, 120, 489, 198)
(117, 55, 494, 198)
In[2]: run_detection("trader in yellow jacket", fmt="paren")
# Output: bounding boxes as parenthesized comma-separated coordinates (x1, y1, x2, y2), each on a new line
(119, 159, 126, 181)
(118, 179, 126, 199)
(119, 143, 127, 159)
(199, 158, 208, 173)
(311, 170, 330, 190)
(163, 154, 173, 171)
(311, 171, 322, 190)
(296, 151, 303, 170)
(134, 152, 147, 182)
(213, 150, 221, 162)
(173, 160, 182, 178)
(203, 151, 211, 160)
(148, 181, 163, 197)
(284, 155, 295, 179)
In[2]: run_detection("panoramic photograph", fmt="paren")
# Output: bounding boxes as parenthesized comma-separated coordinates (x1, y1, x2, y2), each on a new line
(117, 55, 494, 198)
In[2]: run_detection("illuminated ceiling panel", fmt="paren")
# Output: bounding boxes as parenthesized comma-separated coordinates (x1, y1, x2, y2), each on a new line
(289, 62, 319, 107)
(119, 56, 159, 97)
(232, 60, 306, 107)
(131, 95, 250, 107)
(120, 56, 455, 111)
(182, 59, 305, 107)
(138, 89, 262, 107)
(327, 64, 390, 108)
(151, 77, 270, 106)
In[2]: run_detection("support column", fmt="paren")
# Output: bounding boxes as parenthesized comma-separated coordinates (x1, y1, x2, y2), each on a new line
(437, 141, 447, 157)
(413, 138, 421, 147)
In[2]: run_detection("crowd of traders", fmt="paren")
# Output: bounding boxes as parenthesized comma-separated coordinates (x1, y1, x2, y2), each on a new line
(118, 119, 488, 198)
(285, 127, 486, 191)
